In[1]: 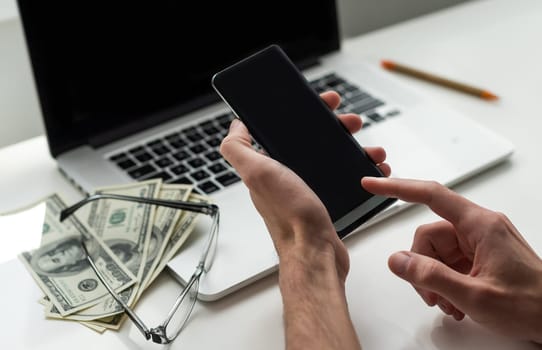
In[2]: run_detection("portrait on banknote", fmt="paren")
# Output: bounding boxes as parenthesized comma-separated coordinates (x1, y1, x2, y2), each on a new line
(30, 236, 95, 277)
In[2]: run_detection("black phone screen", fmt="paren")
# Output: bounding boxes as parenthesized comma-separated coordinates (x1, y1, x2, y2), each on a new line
(212, 45, 396, 237)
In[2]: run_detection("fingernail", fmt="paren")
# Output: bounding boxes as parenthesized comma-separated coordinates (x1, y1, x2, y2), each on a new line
(388, 251, 411, 276)
(363, 176, 385, 183)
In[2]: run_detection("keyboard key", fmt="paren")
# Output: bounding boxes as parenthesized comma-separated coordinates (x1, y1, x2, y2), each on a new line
(109, 152, 127, 161)
(204, 151, 222, 161)
(216, 172, 241, 187)
(206, 137, 222, 147)
(313, 86, 326, 94)
(134, 151, 153, 162)
(169, 138, 187, 149)
(147, 140, 164, 148)
(165, 132, 182, 142)
(190, 169, 210, 181)
(208, 162, 227, 174)
(154, 156, 174, 168)
(367, 113, 384, 122)
(183, 126, 197, 134)
(199, 120, 215, 128)
(151, 145, 171, 156)
(128, 164, 157, 179)
(185, 131, 204, 142)
(189, 143, 207, 154)
(202, 125, 220, 135)
(199, 120, 221, 135)
(347, 92, 371, 104)
(170, 176, 193, 185)
(187, 157, 206, 169)
(338, 100, 348, 110)
(172, 150, 190, 161)
(170, 164, 189, 175)
(324, 76, 345, 88)
(117, 158, 136, 170)
(351, 99, 384, 115)
(198, 180, 220, 194)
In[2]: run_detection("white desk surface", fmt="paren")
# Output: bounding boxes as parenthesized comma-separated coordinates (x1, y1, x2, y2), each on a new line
(2, 0, 542, 349)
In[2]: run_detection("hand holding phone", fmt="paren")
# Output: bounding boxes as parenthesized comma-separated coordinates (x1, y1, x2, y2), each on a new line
(212, 44, 396, 238)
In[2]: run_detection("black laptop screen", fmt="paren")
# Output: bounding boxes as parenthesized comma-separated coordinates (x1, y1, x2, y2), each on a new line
(16, 1, 340, 156)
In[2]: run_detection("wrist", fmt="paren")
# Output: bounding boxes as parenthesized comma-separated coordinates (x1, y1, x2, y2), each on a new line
(277, 232, 346, 296)
(271, 224, 360, 349)
(279, 255, 350, 321)
(532, 268, 542, 343)
(277, 247, 360, 350)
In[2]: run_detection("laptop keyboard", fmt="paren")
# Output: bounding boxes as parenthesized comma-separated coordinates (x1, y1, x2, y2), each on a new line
(108, 72, 400, 195)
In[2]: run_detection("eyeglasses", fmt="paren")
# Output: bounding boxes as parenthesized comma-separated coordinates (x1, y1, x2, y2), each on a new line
(60, 193, 220, 344)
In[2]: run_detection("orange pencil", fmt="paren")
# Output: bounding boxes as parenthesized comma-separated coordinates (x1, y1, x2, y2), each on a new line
(381, 60, 499, 101)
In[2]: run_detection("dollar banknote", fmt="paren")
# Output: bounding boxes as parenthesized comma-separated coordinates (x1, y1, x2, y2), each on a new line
(74, 193, 210, 331)
(47, 183, 194, 323)
(25, 182, 213, 332)
(86, 179, 161, 282)
(46, 179, 162, 321)
(19, 194, 137, 316)
(40, 296, 107, 333)
(147, 193, 211, 285)
(137, 183, 193, 298)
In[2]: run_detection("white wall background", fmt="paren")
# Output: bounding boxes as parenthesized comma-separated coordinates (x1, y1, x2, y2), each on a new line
(337, 0, 470, 38)
(0, 0, 470, 148)
(0, 16, 43, 148)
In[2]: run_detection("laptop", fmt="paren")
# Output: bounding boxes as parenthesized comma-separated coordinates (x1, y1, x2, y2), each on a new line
(17, 1, 514, 301)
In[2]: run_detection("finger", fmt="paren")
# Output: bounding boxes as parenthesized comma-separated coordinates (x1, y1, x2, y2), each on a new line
(437, 296, 465, 321)
(220, 119, 267, 176)
(437, 297, 456, 316)
(388, 251, 474, 312)
(409, 221, 472, 306)
(320, 91, 341, 110)
(321, 90, 363, 134)
(363, 147, 391, 176)
(364, 146, 387, 165)
(411, 221, 473, 272)
(453, 308, 465, 321)
(337, 113, 362, 134)
(376, 163, 391, 177)
(361, 177, 481, 227)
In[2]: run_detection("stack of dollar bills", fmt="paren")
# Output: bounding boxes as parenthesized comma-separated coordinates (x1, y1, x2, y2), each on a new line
(18, 179, 210, 333)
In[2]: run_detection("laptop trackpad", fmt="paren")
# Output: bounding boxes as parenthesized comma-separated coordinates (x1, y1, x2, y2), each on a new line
(167, 183, 278, 301)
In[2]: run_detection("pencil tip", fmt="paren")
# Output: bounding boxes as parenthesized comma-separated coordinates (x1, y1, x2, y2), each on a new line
(481, 91, 499, 101)
(381, 60, 395, 70)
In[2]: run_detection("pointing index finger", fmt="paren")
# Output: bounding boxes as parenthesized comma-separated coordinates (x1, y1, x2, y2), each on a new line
(361, 177, 479, 227)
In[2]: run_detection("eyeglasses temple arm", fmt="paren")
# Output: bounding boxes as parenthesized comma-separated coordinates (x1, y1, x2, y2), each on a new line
(60, 193, 218, 221)
(80, 241, 151, 340)
(199, 211, 220, 270)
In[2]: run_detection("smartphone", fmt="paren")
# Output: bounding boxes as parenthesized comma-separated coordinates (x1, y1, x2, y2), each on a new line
(212, 44, 396, 238)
